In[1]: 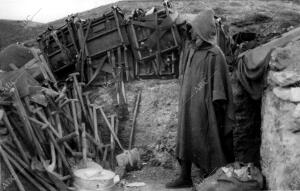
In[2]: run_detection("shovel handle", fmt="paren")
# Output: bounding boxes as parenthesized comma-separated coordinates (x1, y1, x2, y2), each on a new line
(129, 91, 141, 150)
(99, 107, 125, 151)
(0, 145, 26, 191)
(82, 123, 87, 167)
(3, 111, 29, 164)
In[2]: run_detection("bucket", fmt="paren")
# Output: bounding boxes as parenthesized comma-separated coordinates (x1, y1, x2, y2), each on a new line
(73, 183, 116, 191)
(73, 168, 116, 191)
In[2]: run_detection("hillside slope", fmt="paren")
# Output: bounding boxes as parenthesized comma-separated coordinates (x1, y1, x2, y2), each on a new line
(0, 19, 45, 50)
(1, 0, 300, 50)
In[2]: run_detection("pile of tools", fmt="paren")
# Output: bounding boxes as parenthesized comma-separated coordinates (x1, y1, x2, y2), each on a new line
(0, 56, 139, 190)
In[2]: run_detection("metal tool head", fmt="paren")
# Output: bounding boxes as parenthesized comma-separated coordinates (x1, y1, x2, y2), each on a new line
(68, 72, 80, 78)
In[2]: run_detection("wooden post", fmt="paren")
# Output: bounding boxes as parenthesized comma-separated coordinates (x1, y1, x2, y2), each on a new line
(155, 12, 161, 76)
(110, 115, 115, 168)
(11, 87, 45, 158)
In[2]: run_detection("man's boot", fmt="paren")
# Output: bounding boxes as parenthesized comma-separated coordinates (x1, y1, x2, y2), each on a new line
(165, 160, 193, 188)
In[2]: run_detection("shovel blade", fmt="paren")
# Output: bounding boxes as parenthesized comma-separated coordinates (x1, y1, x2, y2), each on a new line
(116, 148, 140, 167)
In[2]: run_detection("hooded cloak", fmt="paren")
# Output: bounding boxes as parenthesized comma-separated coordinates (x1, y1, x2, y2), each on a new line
(176, 9, 234, 173)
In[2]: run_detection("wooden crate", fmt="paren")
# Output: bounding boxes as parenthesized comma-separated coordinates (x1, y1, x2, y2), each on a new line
(83, 8, 129, 59)
(78, 7, 133, 85)
(38, 7, 133, 84)
(37, 19, 79, 80)
(127, 9, 181, 78)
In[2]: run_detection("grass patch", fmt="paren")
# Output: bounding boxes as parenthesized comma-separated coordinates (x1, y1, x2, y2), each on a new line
(260, 0, 300, 4)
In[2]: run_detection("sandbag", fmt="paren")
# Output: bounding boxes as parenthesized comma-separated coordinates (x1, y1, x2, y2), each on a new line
(0, 44, 34, 71)
(195, 162, 264, 191)
(0, 68, 42, 98)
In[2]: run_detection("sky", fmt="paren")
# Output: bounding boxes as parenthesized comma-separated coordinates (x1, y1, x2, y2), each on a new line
(0, 0, 119, 23)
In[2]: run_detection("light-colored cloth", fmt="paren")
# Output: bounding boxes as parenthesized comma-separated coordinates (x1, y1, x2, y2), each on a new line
(236, 27, 300, 100)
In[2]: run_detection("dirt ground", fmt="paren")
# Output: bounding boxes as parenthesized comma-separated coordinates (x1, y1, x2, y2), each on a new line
(92, 79, 180, 167)
(121, 165, 190, 191)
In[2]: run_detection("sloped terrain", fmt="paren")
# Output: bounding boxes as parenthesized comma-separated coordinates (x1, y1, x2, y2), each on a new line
(0, 20, 44, 50)
(1, 0, 300, 50)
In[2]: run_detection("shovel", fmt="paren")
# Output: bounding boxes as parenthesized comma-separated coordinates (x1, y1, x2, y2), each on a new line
(129, 91, 141, 150)
(119, 90, 142, 169)
(99, 107, 140, 167)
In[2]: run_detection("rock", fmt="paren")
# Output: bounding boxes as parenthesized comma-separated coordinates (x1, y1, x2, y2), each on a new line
(269, 70, 300, 87)
(261, 39, 300, 190)
(273, 87, 290, 100)
(273, 87, 300, 102)
(290, 88, 300, 102)
(269, 40, 300, 72)
(269, 47, 292, 71)
(261, 89, 300, 190)
(292, 104, 300, 129)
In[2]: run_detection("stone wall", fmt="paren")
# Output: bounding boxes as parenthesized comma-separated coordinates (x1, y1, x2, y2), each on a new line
(261, 39, 300, 190)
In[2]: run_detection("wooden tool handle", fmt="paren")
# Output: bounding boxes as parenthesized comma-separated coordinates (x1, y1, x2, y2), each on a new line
(99, 107, 125, 151)
(0, 145, 26, 191)
(3, 111, 29, 164)
(82, 123, 87, 167)
(129, 91, 141, 150)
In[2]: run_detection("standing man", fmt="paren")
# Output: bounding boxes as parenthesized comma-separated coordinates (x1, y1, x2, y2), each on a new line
(166, 9, 234, 188)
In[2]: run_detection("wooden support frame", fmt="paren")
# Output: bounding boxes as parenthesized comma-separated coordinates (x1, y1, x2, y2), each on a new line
(128, 12, 181, 78)
(38, 6, 181, 83)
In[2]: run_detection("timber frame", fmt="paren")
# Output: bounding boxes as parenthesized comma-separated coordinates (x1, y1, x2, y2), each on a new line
(38, 6, 182, 84)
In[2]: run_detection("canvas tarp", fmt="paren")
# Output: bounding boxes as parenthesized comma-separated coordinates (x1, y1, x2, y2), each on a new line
(0, 68, 42, 98)
(236, 27, 300, 100)
(0, 44, 34, 72)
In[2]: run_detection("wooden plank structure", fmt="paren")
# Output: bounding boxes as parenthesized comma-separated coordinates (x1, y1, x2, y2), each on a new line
(75, 6, 133, 85)
(38, 6, 182, 84)
(127, 8, 181, 78)
(38, 7, 133, 85)
(37, 19, 79, 80)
